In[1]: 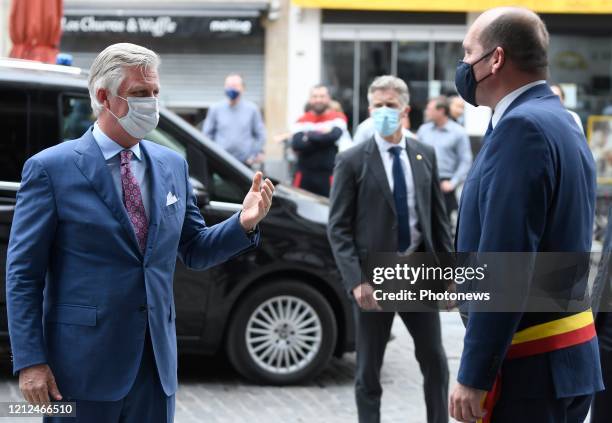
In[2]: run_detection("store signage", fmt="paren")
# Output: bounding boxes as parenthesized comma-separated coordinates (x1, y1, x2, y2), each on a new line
(61, 15, 261, 38)
(292, 0, 612, 14)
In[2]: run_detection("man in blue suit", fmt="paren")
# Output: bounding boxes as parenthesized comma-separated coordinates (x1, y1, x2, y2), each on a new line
(6, 43, 275, 422)
(449, 8, 602, 423)
(591, 207, 612, 422)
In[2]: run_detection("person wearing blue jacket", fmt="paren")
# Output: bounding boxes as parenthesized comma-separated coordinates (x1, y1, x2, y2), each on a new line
(6, 43, 274, 423)
(449, 7, 602, 423)
(591, 207, 612, 422)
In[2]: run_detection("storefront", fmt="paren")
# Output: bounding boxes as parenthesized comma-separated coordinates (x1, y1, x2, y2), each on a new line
(60, 1, 269, 123)
(292, 1, 612, 140)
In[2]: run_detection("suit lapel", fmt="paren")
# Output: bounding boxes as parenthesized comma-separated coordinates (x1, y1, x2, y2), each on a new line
(140, 142, 170, 263)
(405, 139, 429, 222)
(73, 130, 141, 254)
(365, 137, 396, 215)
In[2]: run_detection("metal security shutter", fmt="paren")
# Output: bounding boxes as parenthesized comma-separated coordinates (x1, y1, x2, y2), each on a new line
(67, 52, 264, 109)
(158, 53, 264, 108)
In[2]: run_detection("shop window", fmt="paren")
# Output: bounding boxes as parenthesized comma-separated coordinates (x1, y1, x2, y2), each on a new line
(434, 42, 463, 83)
(397, 41, 430, 130)
(549, 34, 612, 132)
(359, 42, 392, 124)
(322, 41, 355, 131)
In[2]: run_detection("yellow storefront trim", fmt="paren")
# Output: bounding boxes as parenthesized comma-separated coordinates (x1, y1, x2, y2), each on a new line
(511, 309, 594, 345)
(292, 0, 612, 14)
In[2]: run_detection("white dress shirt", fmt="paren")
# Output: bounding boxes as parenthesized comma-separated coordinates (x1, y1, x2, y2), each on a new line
(374, 132, 423, 252)
(491, 80, 547, 129)
(92, 122, 151, 219)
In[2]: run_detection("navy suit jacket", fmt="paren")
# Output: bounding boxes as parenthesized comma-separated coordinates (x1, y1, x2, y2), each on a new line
(6, 129, 259, 401)
(456, 83, 603, 398)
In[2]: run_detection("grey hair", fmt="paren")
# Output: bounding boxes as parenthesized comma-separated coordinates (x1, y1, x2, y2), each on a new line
(367, 75, 410, 106)
(88, 43, 160, 117)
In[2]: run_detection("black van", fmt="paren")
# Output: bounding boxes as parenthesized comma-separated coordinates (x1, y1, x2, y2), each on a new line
(0, 59, 354, 385)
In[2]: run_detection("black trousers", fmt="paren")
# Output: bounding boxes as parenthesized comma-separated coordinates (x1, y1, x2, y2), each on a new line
(293, 168, 332, 197)
(591, 347, 612, 423)
(440, 179, 458, 219)
(352, 306, 449, 423)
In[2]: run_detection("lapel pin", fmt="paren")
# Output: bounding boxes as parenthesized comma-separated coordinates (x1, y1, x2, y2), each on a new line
(416, 154, 423, 160)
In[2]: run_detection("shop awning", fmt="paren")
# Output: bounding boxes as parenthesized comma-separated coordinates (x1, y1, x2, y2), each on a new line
(292, 0, 612, 14)
(64, 1, 270, 17)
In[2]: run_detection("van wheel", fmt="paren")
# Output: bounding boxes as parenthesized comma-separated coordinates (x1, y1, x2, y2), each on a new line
(226, 280, 337, 385)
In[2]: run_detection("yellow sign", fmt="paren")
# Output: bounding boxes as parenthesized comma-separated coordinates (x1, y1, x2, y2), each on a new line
(292, 0, 612, 14)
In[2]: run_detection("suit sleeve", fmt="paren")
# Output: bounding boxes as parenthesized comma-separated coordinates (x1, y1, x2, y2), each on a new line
(428, 149, 453, 253)
(458, 117, 554, 390)
(327, 153, 363, 293)
(6, 158, 58, 374)
(291, 128, 343, 153)
(177, 159, 259, 270)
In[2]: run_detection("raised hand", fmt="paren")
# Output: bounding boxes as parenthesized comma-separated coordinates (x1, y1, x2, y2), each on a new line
(240, 171, 275, 231)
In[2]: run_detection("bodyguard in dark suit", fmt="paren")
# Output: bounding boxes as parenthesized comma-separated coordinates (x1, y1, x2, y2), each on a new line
(328, 75, 453, 423)
(449, 7, 603, 423)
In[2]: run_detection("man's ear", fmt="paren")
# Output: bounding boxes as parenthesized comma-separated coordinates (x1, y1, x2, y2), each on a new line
(96, 88, 110, 110)
(402, 105, 411, 117)
(491, 47, 505, 75)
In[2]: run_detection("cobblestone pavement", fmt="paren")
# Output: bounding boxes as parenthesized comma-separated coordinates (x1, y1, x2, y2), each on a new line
(0, 313, 464, 422)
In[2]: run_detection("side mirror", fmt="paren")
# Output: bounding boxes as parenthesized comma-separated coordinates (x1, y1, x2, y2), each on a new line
(189, 177, 210, 207)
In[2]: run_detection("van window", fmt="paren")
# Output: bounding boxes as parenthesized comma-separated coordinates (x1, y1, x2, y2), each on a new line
(208, 163, 247, 204)
(61, 95, 94, 141)
(146, 126, 187, 158)
(0, 88, 29, 182)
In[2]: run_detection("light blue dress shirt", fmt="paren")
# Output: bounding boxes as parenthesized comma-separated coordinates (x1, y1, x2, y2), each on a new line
(92, 122, 151, 219)
(417, 119, 472, 188)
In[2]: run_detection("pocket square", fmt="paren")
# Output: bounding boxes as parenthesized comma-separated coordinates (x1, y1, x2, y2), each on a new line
(166, 192, 178, 206)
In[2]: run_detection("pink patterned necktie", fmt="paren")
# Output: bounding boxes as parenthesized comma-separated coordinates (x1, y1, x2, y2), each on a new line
(120, 150, 148, 252)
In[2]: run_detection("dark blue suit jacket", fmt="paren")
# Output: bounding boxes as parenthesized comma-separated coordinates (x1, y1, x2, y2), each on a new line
(6, 129, 259, 401)
(456, 83, 603, 398)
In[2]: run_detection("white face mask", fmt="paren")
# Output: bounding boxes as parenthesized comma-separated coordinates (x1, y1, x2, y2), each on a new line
(108, 95, 159, 139)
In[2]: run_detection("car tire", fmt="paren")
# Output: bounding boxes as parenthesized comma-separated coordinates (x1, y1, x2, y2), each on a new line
(226, 279, 337, 385)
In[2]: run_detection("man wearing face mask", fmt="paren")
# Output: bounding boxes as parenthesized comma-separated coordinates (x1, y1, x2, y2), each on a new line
(450, 8, 601, 423)
(290, 84, 349, 197)
(203, 73, 266, 168)
(328, 75, 452, 423)
(6, 43, 275, 423)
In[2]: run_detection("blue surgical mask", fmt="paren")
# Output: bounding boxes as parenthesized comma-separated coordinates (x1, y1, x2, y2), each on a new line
(454, 48, 496, 107)
(225, 88, 240, 101)
(372, 107, 401, 137)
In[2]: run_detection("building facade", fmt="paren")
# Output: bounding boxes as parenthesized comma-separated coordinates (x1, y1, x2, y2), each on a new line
(2, 0, 612, 180)
(289, 1, 612, 141)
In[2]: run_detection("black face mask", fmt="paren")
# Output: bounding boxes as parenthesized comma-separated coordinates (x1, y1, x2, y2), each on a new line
(454, 48, 497, 107)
